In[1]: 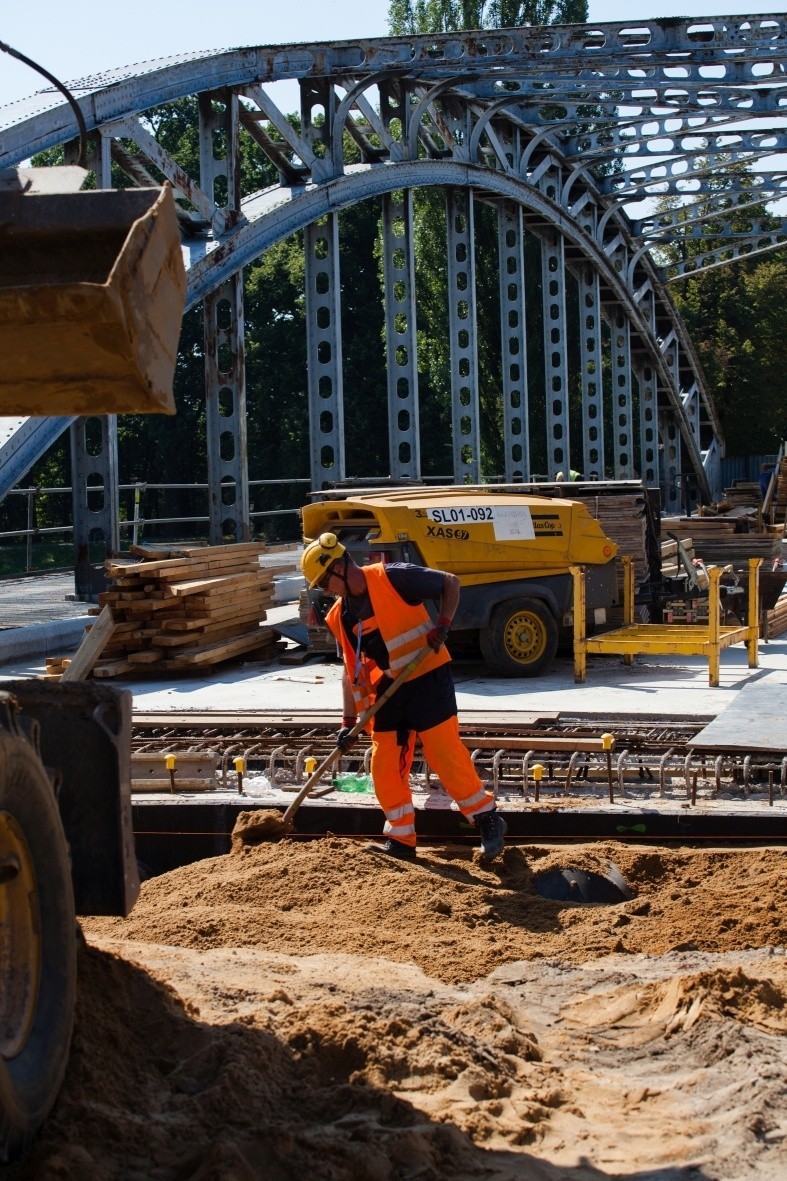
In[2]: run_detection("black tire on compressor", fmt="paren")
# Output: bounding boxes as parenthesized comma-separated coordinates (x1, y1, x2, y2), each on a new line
(0, 732, 77, 1163)
(480, 596, 559, 678)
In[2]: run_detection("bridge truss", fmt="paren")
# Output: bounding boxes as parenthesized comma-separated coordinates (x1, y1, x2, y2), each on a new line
(1, 12, 786, 556)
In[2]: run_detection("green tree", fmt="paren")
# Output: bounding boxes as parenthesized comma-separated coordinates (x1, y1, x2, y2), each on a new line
(673, 256, 787, 456)
(656, 174, 787, 456)
(389, 1, 584, 32)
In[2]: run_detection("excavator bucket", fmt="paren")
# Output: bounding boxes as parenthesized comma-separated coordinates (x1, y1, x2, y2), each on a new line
(0, 184, 186, 416)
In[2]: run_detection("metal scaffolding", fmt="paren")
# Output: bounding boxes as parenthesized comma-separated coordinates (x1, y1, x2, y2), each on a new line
(2, 13, 786, 538)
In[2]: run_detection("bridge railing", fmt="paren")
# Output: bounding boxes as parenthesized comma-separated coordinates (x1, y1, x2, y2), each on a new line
(0, 478, 311, 576)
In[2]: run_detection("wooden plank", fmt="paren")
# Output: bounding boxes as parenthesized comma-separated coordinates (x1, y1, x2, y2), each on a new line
(154, 617, 269, 648)
(465, 736, 614, 752)
(163, 570, 270, 598)
(131, 778, 219, 792)
(142, 560, 262, 585)
(106, 556, 194, 577)
(159, 627, 275, 667)
(131, 752, 219, 770)
(92, 660, 135, 678)
(159, 616, 212, 632)
(122, 597, 194, 615)
(61, 606, 116, 682)
(174, 542, 265, 558)
(183, 593, 269, 619)
(183, 586, 272, 608)
(128, 543, 177, 559)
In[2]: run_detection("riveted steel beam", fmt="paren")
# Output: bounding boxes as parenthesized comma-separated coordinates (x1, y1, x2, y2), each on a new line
(497, 200, 530, 482)
(7, 15, 786, 510)
(382, 190, 420, 479)
(446, 188, 481, 484)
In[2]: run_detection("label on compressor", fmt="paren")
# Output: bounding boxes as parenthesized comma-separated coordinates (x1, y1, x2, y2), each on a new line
(425, 504, 536, 541)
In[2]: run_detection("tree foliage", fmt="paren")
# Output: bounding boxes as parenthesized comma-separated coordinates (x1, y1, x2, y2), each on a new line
(672, 256, 787, 456)
(656, 173, 787, 456)
(389, 0, 586, 33)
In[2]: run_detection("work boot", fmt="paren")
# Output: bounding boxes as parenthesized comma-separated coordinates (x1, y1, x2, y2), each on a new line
(477, 809, 507, 860)
(364, 838, 417, 863)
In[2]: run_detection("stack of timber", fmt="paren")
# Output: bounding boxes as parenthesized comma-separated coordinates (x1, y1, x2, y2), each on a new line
(660, 536, 695, 579)
(721, 480, 761, 510)
(88, 542, 281, 678)
(299, 587, 337, 655)
(590, 489, 650, 589)
(661, 515, 781, 568)
(766, 589, 787, 638)
(42, 656, 71, 680)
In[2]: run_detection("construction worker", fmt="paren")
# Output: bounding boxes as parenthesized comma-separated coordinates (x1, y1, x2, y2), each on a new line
(301, 532, 507, 863)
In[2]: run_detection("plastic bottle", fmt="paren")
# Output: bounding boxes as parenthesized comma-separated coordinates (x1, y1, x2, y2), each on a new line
(332, 773, 373, 793)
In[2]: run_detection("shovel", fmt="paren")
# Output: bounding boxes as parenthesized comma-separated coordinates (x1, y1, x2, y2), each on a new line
(243, 645, 433, 841)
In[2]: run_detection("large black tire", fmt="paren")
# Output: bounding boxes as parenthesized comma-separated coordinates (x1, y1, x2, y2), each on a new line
(0, 732, 76, 1163)
(480, 597, 559, 677)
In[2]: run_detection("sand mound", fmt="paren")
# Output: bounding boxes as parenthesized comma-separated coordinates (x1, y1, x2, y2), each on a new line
(7, 839, 787, 1179)
(87, 838, 787, 983)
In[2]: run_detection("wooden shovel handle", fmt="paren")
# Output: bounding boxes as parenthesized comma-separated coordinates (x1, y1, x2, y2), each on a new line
(280, 645, 432, 825)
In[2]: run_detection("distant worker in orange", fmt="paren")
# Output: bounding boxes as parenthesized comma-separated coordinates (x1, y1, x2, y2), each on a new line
(301, 533, 506, 863)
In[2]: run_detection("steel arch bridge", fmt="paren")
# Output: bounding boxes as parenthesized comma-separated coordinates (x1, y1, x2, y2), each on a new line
(1, 12, 786, 553)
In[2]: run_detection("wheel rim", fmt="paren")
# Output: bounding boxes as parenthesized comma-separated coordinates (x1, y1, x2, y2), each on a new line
(0, 811, 41, 1060)
(502, 609, 547, 665)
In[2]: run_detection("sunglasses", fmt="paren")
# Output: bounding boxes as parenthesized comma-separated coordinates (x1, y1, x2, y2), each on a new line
(317, 562, 341, 591)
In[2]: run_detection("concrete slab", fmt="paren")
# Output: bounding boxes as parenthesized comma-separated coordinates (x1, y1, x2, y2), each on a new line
(689, 673, 787, 752)
(1, 595, 786, 722)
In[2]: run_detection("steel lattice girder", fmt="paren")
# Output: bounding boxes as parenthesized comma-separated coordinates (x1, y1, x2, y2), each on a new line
(2, 13, 786, 502)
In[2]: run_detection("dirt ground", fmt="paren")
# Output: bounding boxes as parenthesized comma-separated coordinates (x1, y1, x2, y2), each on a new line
(9, 835, 787, 1180)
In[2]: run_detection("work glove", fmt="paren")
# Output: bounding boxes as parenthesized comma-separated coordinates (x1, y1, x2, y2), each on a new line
(336, 716, 358, 752)
(426, 615, 452, 651)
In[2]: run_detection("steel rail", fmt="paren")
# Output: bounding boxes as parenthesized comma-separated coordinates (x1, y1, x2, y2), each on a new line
(129, 711, 787, 806)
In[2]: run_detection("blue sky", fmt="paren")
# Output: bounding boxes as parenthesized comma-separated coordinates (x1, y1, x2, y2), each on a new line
(1, 1, 783, 110)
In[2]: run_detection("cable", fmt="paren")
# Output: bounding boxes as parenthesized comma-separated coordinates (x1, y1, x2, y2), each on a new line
(0, 40, 88, 169)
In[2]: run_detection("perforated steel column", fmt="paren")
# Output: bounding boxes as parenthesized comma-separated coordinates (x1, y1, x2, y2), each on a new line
(200, 92, 248, 540)
(577, 265, 604, 480)
(659, 411, 682, 515)
(304, 216, 345, 488)
(609, 308, 635, 478)
(204, 273, 249, 543)
(70, 135, 119, 597)
(660, 333, 684, 514)
(199, 92, 241, 234)
(446, 189, 480, 484)
(497, 201, 530, 482)
(70, 418, 119, 599)
(636, 362, 660, 486)
(382, 190, 420, 479)
(540, 230, 570, 479)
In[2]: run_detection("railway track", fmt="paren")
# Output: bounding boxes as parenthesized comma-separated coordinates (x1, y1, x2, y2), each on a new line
(130, 710, 787, 805)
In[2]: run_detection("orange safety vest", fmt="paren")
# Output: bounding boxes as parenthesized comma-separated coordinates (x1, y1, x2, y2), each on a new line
(325, 564, 451, 720)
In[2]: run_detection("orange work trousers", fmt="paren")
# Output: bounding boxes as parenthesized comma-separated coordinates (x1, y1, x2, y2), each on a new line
(370, 715, 495, 847)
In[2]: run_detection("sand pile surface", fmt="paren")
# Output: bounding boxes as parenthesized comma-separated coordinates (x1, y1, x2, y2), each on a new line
(8, 838, 787, 1179)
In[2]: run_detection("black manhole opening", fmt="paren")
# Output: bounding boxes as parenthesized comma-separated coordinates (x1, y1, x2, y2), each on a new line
(534, 863, 633, 905)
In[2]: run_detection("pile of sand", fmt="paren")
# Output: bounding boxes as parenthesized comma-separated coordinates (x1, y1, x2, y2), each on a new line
(8, 838, 787, 1179)
(88, 838, 787, 978)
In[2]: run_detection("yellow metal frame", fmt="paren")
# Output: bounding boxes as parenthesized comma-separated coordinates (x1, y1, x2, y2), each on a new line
(571, 557, 761, 688)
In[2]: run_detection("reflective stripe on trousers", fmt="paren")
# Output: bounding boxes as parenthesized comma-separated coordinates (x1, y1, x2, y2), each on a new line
(382, 800, 416, 842)
(371, 716, 495, 847)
